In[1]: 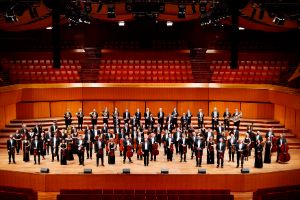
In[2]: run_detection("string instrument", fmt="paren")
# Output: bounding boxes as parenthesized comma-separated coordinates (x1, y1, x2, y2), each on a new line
(231, 143, 236, 153)
(126, 145, 133, 158)
(106, 141, 109, 153)
(61, 145, 67, 157)
(219, 150, 224, 160)
(119, 138, 124, 152)
(170, 143, 174, 154)
(231, 112, 242, 122)
(133, 139, 137, 150)
(271, 137, 278, 152)
(137, 143, 143, 156)
(152, 143, 159, 156)
(109, 144, 115, 157)
(279, 143, 290, 162)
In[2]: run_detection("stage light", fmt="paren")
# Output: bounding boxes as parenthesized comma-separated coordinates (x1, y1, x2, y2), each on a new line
(238, 27, 245, 30)
(46, 26, 53, 30)
(166, 21, 173, 27)
(107, 4, 115, 18)
(122, 168, 130, 174)
(161, 169, 169, 174)
(118, 21, 125, 26)
(178, 4, 186, 18)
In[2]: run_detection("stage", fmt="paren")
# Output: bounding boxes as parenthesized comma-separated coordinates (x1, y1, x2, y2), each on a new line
(1, 146, 300, 193)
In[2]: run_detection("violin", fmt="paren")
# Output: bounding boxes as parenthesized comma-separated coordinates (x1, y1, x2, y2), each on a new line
(279, 143, 290, 162)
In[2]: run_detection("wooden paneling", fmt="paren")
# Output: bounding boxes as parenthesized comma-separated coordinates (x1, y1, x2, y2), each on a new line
(50, 101, 82, 117)
(285, 107, 296, 133)
(177, 101, 209, 116)
(82, 101, 114, 117)
(274, 104, 286, 125)
(146, 101, 177, 116)
(295, 110, 300, 137)
(209, 88, 269, 102)
(114, 101, 145, 116)
(0, 106, 6, 129)
(5, 104, 16, 125)
(269, 91, 300, 110)
(16, 102, 50, 119)
(208, 101, 241, 115)
(241, 103, 274, 119)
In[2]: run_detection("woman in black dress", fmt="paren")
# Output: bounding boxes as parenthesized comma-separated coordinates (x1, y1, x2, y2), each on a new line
(66, 134, 74, 161)
(264, 137, 272, 163)
(60, 139, 67, 165)
(243, 133, 251, 161)
(207, 136, 215, 164)
(255, 140, 263, 168)
(22, 136, 30, 162)
(108, 139, 116, 164)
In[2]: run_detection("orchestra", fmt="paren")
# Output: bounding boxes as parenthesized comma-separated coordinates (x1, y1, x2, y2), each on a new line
(5, 107, 290, 172)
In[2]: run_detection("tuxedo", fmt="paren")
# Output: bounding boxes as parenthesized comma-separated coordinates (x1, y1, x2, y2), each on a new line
(149, 137, 157, 161)
(51, 137, 60, 162)
(228, 136, 237, 162)
(14, 133, 22, 154)
(223, 111, 231, 130)
(102, 111, 109, 124)
(131, 117, 137, 128)
(231, 129, 239, 141)
(149, 116, 155, 130)
(166, 137, 174, 161)
(77, 139, 85, 165)
(84, 132, 95, 159)
(173, 131, 181, 154)
(216, 142, 226, 167)
(90, 111, 98, 128)
(157, 111, 165, 127)
(197, 112, 204, 128)
(135, 112, 141, 126)
(7, 139, 16, 164)
(236, 143, 246, 167)
(95, 140, 105, 166)
(276, 137, 287, 162)
(123, 111, 130, 124)
(123, 139, 133, 162)
(33, 126, 41, 136)
(144, 111, 151, 129)
(186, 111, 192, 125)
(64, 112, 72, 128)
(142, 141, 151, 166)
(76, 111, 84, 130)
(112, 111, 120, 127)
(181, 116, 188, 130)
(50, 125, 58, 135)
(179, 137, 188, 162)
(32, 139, 42, 164)
(171, 110, 178, 127)
(194, 139, 205, 167)
(211, 111, 219, 130)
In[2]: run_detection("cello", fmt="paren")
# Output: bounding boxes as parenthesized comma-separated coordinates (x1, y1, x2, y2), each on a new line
(279, 143, 290, 162)
(126, 145, 133, 158)
(152, 143, 159, 156)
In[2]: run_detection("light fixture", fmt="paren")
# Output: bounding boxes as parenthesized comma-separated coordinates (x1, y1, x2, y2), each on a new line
(118, 21, 125, 26)
(238, 27, 245, 30)
(166, 21, 173, 27)
(46, 26, 53, 30)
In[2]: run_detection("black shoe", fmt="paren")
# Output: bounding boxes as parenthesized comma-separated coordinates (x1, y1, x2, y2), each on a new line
(123, 160, 125, 164)
(8, 162, 11, 164)
(221, 165, 223, 168)
(217, 165, 219, 168)
(236, 165, 239, 168)
(184, 160, 187, 162)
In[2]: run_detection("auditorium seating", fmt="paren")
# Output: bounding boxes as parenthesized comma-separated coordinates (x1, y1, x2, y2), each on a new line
(8, 59, 81, 83)
(98, 59, 193, 83)
(58, 189, 233, 200)
(0, 185, 37, 200)
(253, 184, 300, 200)
(209, 60, 288, 84)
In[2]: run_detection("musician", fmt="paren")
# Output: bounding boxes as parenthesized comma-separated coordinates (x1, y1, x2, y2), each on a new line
(13, 130, 22, 155)
(40, 133, 46, 160)
(216, 123, 224, 142)
(45, 130, 52, 155)
(194, 135, 205, 167)
(231, 126, 239, 141)
(216, 138, 226, 168)
(157, 108, 165, 128)
(205, 128, 213, 146)
(247, 125, 255, 156)
(85, 129, 94, 159)
(32, 136, 41, 165)
(228, 132, 236, 162)
(149, 133, 158, 161)
(276, 133, 287, 162)
(33, 123, 42, 138)
(64, 109, 72, 129)
(60, 139, 67, 165)
(162, 130, 168, 155)
(155, 124, 162, 146)
(77, 135, 85, 166)
(207, 136, 215, 164)
(102, 107, 109, 124)
(135, 108, 142, 127)
(165, 120, 173, 133)
(186, 109, 192, 125)
(50, 121, 58, 135)
(179, 133, 188, 162)
(166, 133, 174, 161)
(255, 131, 263, 149)
(236, 139, 246, 168)
(232, 109, 242, 130)
(265, 128, 275, 139)
(65, 134, 74, 161)
(174, 128, 182, 154)
(76, 108, 84, 130)
(223, 108, 231, 131)
(254, 140, 263, 168)
(72, 131, 79, 154)
(112, 107, 120, 128)
(50, 133, 60, 162)
(144, 107, 151, 129)
(131, 115, 137, 129)
(243, 133, 251, 160)
(264, 137, 272, 163)
(211, 107, 219, 130)
(20, 123, 28, 138)
(136, 132, 144, 160)
(123, 136, 133, 163)
(197, 109, 204, 129)
(123, 123, 130, 136)
(142, 137, 151, 166)
(22, 135, 30, 162)
(95, 137, 105, 166)
(123, 108, 130, 125)
(108, 138, 116, 164)
(90, 108, 98, 128)
(28, 128, 35, 143)
(7, 135, 16, 164)
(189, 132, 197, 159)
(149, 114, 155, 131)
(171, 107, 178, 127)
(181, 113, 188, 131)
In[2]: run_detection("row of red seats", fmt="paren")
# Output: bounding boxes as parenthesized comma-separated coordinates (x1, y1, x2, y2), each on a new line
(10, 70, 79, 76)
(210, 65, 287, 71)
(98, 75, 193, 83)
(10, 59, 80, 65)
(10, 75, 80, 83)
(100, 65, 191, 71)
(253, 184, 300, 200)
(99, 70, 192, 76)
(0, 185, 37, 200)
(100, 60, 190, 65)
(10, 65, 81, 70)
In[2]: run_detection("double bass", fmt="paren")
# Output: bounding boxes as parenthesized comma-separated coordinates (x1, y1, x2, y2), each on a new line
(271, 136, 278, 152)
(279, 143, 290, 162)
(137, 143, 143, 156)
(126, 145, 133, 158)
(119, 138, 124, 152)
(152, 143, 159, 156)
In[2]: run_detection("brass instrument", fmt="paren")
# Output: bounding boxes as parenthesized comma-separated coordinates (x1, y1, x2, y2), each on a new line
(231, 112, 242, 123)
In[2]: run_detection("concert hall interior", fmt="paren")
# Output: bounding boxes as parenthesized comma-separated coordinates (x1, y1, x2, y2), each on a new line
(0, 1, 300, 200)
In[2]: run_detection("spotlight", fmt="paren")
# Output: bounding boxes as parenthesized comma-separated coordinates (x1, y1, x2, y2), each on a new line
(238, 27, 245, 30)
(178, 4, 185, 18)
(118, 21, 125, 26)
(107, 4, 115, 18)
(166, 21, 173, 27)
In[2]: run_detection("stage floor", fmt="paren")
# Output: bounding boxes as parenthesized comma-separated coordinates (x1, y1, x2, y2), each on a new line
(0, 146, 299, 175)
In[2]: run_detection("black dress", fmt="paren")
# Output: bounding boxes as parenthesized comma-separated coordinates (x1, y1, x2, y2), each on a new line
(264, 141, 272, 163)
(207, 141, 215, 164)
(66, 139, 74, 161)
(60, 143, 67, 165)
(108, 143, 115, 164)
(255, 144, 263, 168)
(23, 140, 30, 162)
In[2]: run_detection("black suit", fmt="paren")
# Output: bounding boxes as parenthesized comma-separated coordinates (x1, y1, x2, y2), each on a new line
(51, 137, 60, 162)
(32, 139, 42, 164)
(90, 112, 98, 128)
(197, 112, 204, 128)
(223, 112, 231, 130)
(76, 112, 84, 130)
(236, 143, 246, 167)
(228, 137, 236, 162)
(85, 132, 95, 159)
(7, 139, 16, 163)
(64, 112, 72, 128)
(123, 111, 130, 124)
(157, 111, 165, 127)
(211, 111, 219, 130)
(171, 111, 178, 127)
(77, 139, 85, 165)
(102, 111, 109, 124)
(144, 111, 151, 129)
(181, 116, 188, 130)
(194, 139, 205, 167)
(95, 140, 105, 166)
(179, 138, 188, 162)
(231, 129, 239, 141)
(135, 112, 141, 127)
(142, 141, 151, 166)
(216, 142, 226, 167)
(166, 138, 174, 161)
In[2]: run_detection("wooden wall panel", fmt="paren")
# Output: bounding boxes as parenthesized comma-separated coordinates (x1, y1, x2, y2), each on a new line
(241, 103, 274, 119)
(0, 106, 6, 129)
(295, 110, 300, 138)
(274, 104, 285, 125)
(209, 88, 269, 102)
(50, 101, 82, 117)
(0, 89, 21, 106)
(285, 107, 296, 133)
(5, 104, 16, 125)
(208, 101, 241, 115)
(146, 101, 177, 116)
(82, 101, 114, 116)
(16, 102, 50, 119)
(177, 101, 209, 116)
(269, 91, 300, 110)
(114, 101, 145, 115)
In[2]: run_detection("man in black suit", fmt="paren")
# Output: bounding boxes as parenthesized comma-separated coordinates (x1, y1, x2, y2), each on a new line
(223, 108, 231, 131)
(276, 133, 287, 162)
(102, 107, 109, 125)
(32, 135, 42, 164)
(14, 130, 22, 154)
(51, 133, 60, 162)
(144, 107, 151, 129)
(216, 138, 226, 168)
(231, 126, 239, 141)
(20, 124, 28, 138)
(157, 108, 164, 128)
(76, 108, 84, 130)
(85, 129, 94, 159)
(135, 108, 142, 127)
(7, 135, 16, 164)
(64, 109, 72, 129)
(171, 107, 178, 127)
(123, 108, 130, 125)
(123, 136, 133, 164)
(236, 139, 245, 168)
(216, 123, 224, 142)
(90, 108, 98, 128)
(142, 137, 151, 166)
(179, 133, 188, 162)
(227, 132, 236, 162)
(181, 113, 188, 130)
(166, 133, 174, 161)
(173, 128, 181, 154)
(211, 107, 219, 130)
(50, 121, 58, 136)
(194, 135, 205, 167)
(33, 123, 41, 138)
(186, 109, 192, 125)
(95, 137, 105, 166)
(197, 109, 204, 129)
